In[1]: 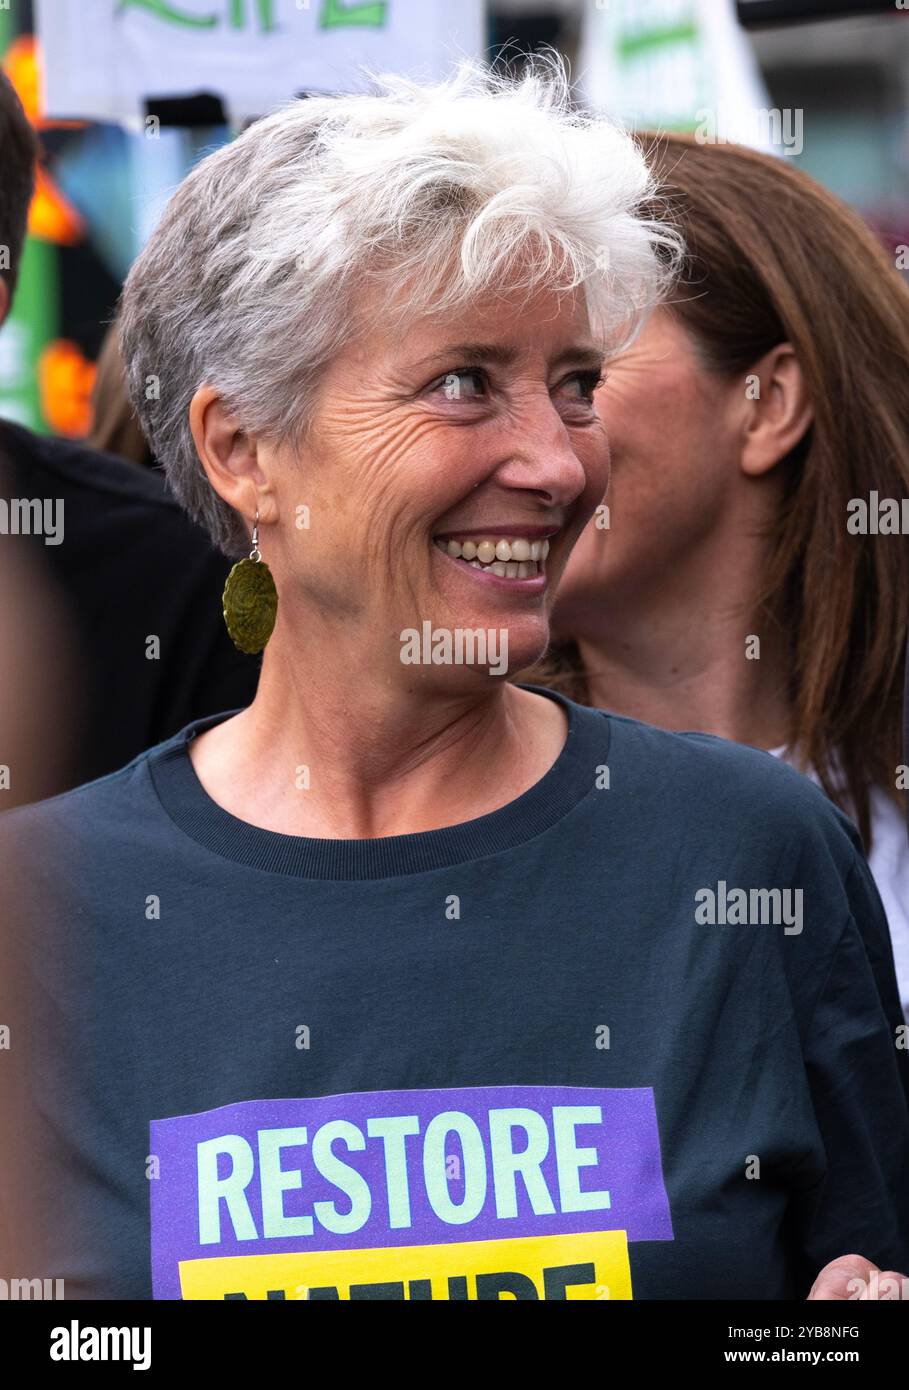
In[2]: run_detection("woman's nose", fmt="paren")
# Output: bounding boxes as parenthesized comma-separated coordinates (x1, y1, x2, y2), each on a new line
(495, 402, 604, 504)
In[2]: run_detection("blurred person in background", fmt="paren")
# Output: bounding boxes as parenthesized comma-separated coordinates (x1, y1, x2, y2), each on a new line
(0, 69, 259, 807)
(87, 320, 154, 468)
(0, 507, 74, 1279)
(0, 63, 906, 1301)
(541, 132, 909, 1023)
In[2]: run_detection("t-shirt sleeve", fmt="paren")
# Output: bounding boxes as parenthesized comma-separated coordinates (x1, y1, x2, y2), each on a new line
(792, 875, 909, 1294)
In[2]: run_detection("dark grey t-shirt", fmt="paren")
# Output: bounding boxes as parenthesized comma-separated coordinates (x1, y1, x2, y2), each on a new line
(1, 687, 907, 1300)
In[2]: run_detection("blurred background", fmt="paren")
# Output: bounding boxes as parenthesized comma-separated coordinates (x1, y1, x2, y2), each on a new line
(1, 0, 906, 439)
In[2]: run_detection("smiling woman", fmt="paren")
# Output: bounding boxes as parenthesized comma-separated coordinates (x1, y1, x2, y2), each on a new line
(1, 58, 907, 1303)
(118, 60, 672, 560)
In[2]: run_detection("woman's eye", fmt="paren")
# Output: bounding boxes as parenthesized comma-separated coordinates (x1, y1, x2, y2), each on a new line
(559, 371, 605, 403)
(432, 369, 487, 400)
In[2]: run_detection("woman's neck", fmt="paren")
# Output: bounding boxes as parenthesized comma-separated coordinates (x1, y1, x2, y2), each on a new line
(189, 640, 568, 840)
(572, 566, 792, 751)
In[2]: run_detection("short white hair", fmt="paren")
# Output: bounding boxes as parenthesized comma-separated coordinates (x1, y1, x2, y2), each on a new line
(119, 57, 681, 555)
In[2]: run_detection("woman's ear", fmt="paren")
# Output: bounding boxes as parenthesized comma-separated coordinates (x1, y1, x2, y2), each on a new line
(189, 386, 275, 522)
(739, 343, 814, 477)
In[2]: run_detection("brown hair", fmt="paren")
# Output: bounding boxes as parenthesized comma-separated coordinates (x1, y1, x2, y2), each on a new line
(87, 322, 154, 468)
(0, 67, 37, 303)
(537, 132, 909, 848)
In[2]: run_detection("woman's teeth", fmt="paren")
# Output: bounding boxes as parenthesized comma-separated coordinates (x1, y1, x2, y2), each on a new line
(432, 535, 550, 579)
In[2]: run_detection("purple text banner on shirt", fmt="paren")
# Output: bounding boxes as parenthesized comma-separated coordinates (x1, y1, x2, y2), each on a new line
(150, 1084, 672, 1299)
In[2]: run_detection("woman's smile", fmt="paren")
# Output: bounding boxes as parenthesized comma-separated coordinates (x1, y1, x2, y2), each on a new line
(431, 524, 556, 593)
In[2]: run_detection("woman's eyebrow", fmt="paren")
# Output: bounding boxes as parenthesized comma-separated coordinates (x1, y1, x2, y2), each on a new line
(551, 346, 606, 371)
(412, 343, 605, 370)
(413, 343, 518, 369)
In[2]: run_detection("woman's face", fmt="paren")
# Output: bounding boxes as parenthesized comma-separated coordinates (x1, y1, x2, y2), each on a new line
(552, 307, 748, 639)
(265, 283, 610, 682)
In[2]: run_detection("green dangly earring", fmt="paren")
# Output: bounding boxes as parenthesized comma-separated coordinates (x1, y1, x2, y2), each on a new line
(222, 508, 278, 655)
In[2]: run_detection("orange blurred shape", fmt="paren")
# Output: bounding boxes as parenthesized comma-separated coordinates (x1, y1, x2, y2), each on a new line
(39, 341, 97, 437)
(4, 33, 41, 124)
(30, 166, 83, 245)
(4, 33, 85, 130)
(4, 35, 86, 245)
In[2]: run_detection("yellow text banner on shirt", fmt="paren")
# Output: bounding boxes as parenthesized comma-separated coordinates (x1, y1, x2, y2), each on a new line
(179, 1229, 632, 1300)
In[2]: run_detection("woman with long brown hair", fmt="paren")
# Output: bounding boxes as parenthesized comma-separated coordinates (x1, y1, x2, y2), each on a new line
(541, 131, 909, 1017)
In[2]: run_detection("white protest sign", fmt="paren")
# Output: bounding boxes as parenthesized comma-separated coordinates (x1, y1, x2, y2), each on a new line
(36, 0, 486, 125)
(579, 0, 787, 155)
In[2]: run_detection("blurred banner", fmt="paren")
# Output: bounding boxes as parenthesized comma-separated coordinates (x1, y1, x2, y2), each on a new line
(36, 0, 486, 125)
(580, 0, 775, 151)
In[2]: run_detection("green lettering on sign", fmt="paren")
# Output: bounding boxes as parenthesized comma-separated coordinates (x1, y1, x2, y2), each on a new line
(616, 20, 698, 62)
(229, 0, 276, 30)
(320, 0, 388, 30)
(118, 0, 218, 27)
(119, 0, 276, 29)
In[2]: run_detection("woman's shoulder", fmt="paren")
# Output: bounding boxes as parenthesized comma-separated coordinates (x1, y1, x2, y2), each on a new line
(599, 707, 866, 862)
(0, 729, 185, 868)
(598, 708, 902, 1009)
